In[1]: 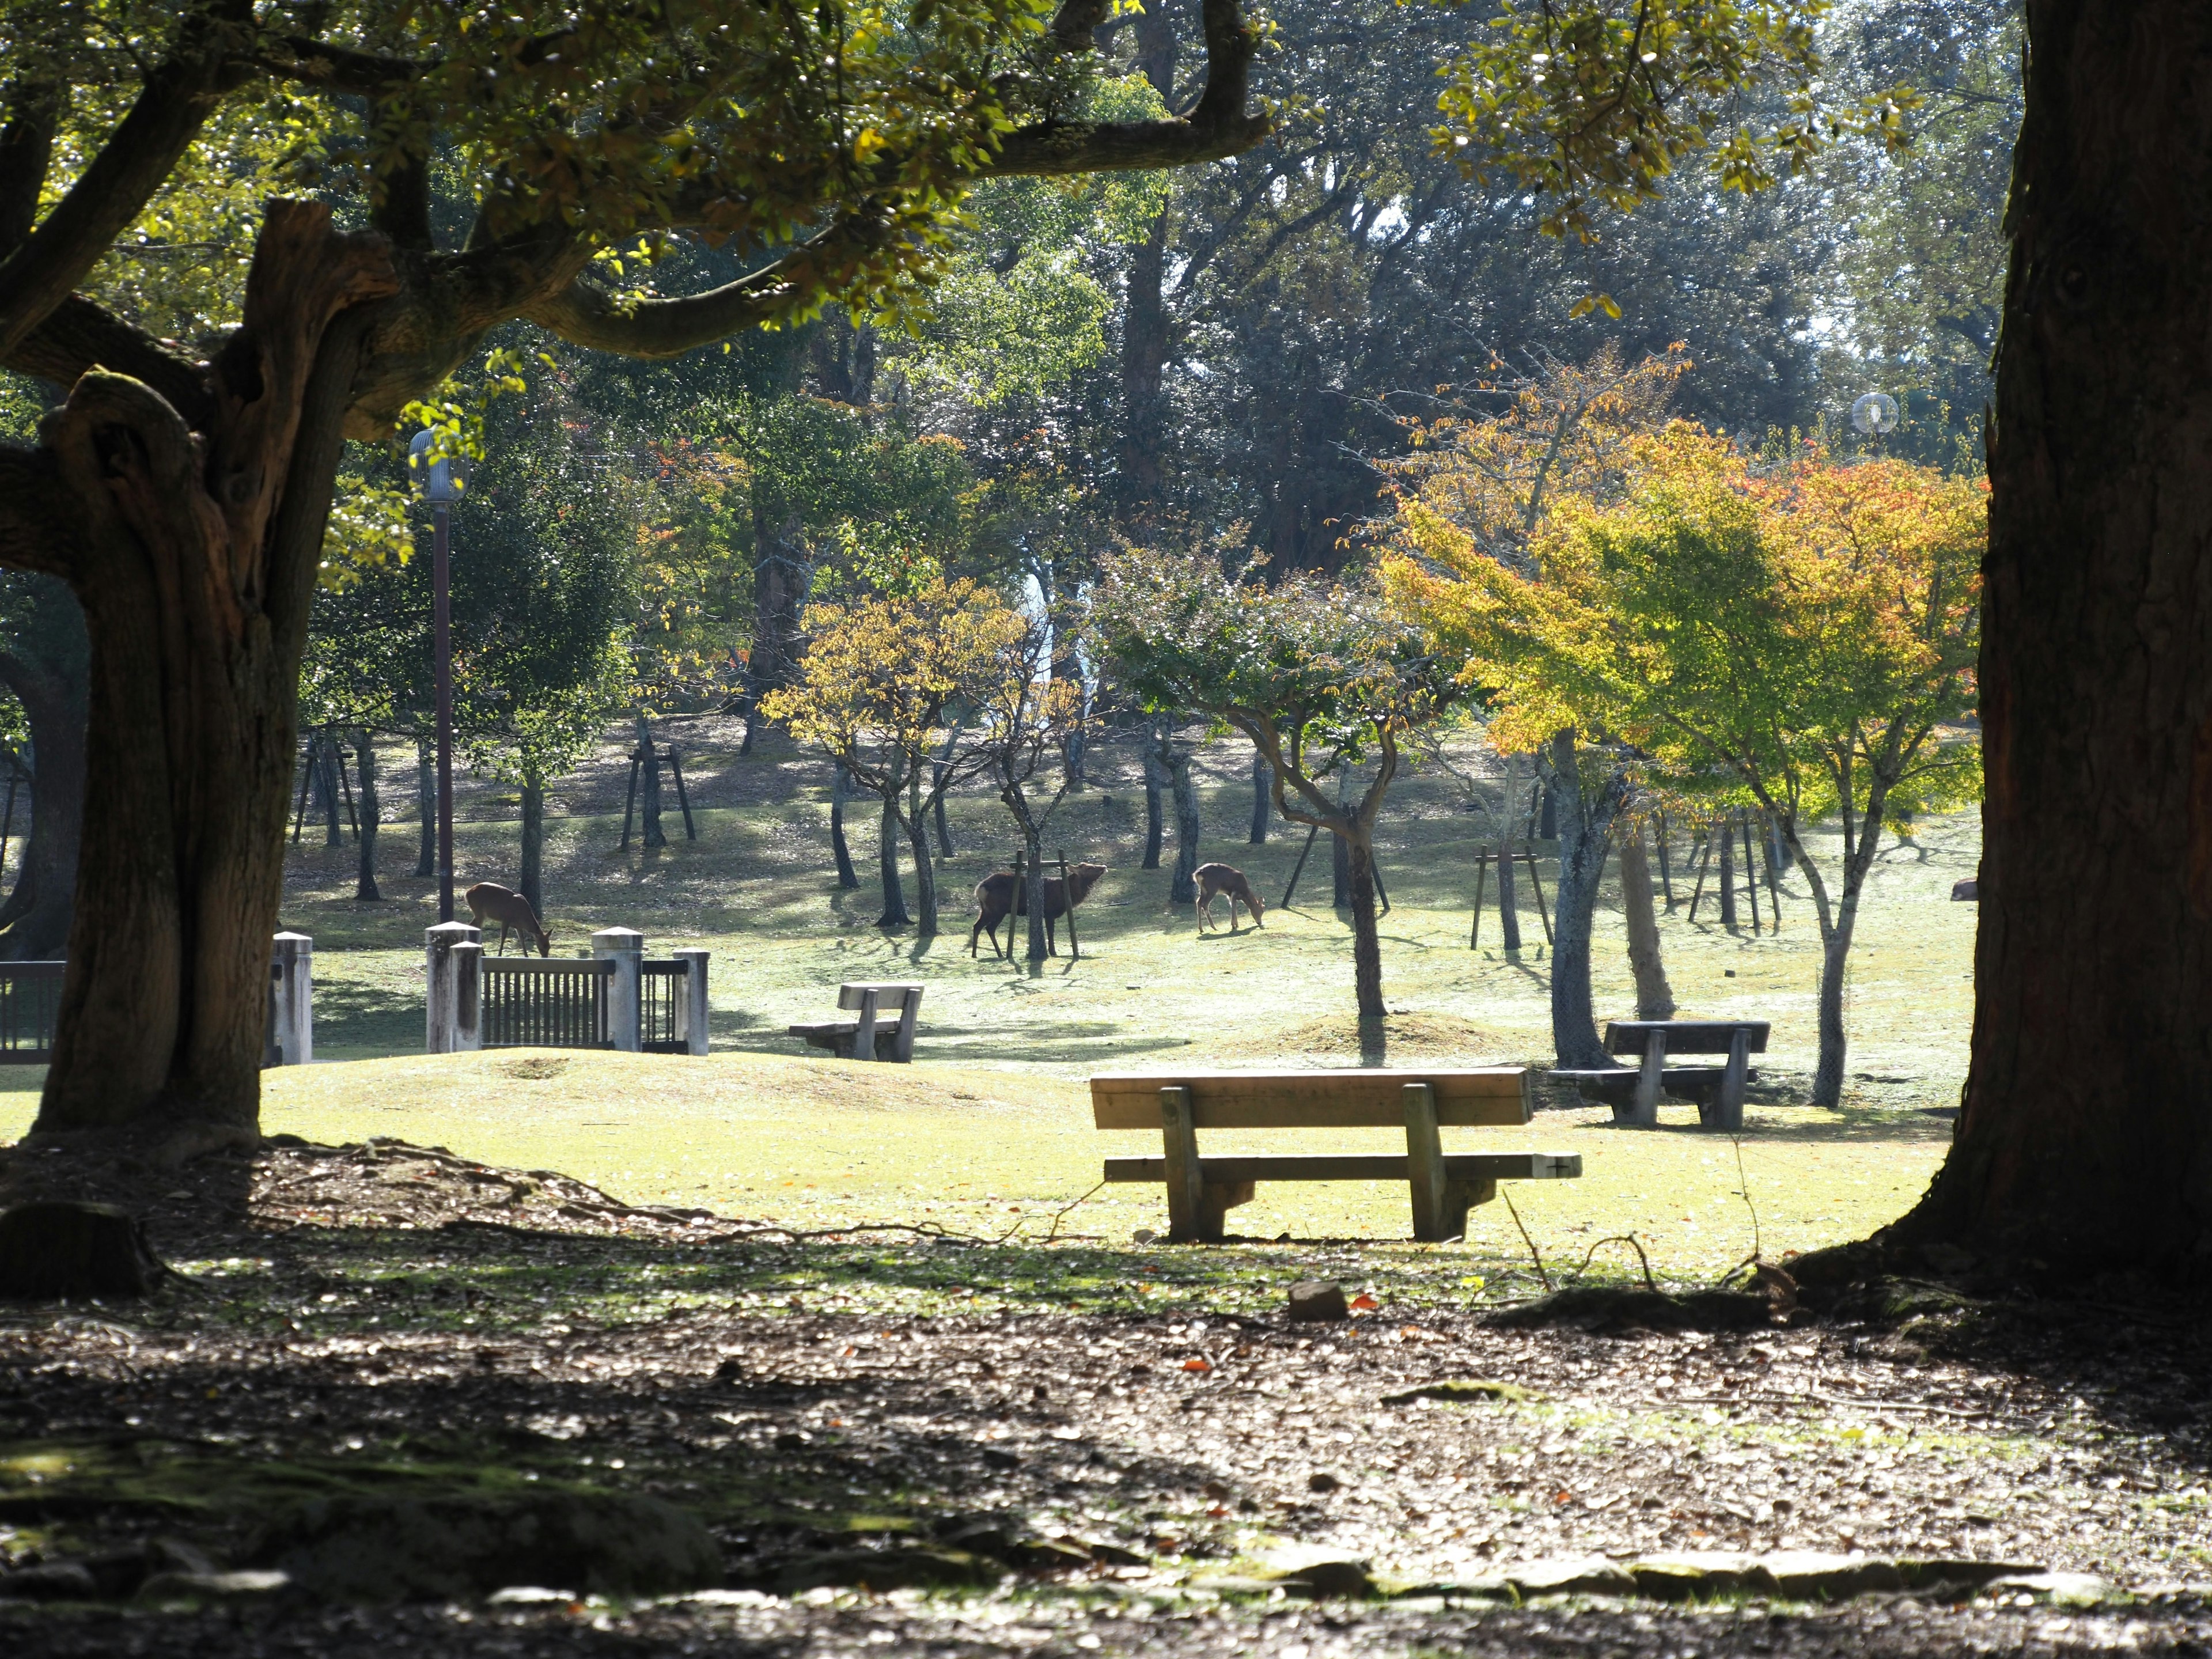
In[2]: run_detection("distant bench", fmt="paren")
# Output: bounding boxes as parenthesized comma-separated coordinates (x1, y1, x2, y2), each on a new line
(789, 982, 923, 1063)
(1090, 1069, 1580, 1243)
(1550, 1019, 1769, 1131)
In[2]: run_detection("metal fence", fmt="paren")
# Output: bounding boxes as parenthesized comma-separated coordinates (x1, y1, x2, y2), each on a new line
(0, 961, 61, 1063)
(480, 957, 612, 1050)
(642, 960, 690, 1054)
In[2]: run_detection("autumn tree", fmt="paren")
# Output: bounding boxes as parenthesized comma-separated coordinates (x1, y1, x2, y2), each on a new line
(1093, 545, 1452, 1017)
(1400, 427, 1982, 1104)
(970, 612, 1092, 963)
(760, 578, 1022, 937)
(1388, 343, 1686, 1065)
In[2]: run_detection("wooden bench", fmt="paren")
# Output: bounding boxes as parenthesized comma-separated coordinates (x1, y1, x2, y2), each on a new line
(788, 982, 923, 1062)
(1091, 1069, 1580, 1243)
(1550, 1019, 1769, 1131)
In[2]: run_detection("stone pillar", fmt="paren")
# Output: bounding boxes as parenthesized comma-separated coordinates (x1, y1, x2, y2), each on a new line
(270, 932, 313, 1065)
(594, 927, 645, 1052)
(426, 921, 482, 1054)
(673, 948, 710, 1056)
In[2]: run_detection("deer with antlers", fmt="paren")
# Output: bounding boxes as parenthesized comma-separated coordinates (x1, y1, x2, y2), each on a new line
(465, 882, 551, 957)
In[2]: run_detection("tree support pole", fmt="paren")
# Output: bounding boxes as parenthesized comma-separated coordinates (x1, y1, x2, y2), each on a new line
(1281, 820, 1320, 908)
(1469, 851, 1488, 948)
(1688, 824, 1715, 919)
(619, 756, 640, 850)
(668, 748, 696, 840)
(1741, 812, 1762, 934)
(1058, 849, 1081, 960)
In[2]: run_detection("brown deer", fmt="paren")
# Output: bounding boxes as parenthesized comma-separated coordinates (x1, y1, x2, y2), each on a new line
(465, 882, 550, 957)
(969, 862, 1107, 959)
(1195, 862, 1265, 933)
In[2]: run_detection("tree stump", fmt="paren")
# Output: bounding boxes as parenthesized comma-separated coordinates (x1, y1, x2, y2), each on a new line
(0, 1201, 167, 1298)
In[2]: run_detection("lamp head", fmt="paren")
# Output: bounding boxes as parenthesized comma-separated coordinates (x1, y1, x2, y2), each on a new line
(409, 428, 468, 503)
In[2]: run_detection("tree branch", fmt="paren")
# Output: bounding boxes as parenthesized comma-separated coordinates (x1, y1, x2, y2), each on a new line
(256, 35, 423, 94)
(521, 217, 883, 359)
(0, 82, 59, 253)
(4, 296, 215, 429)
(0, 17, 241, 363)
(983, 0, 1268, 176)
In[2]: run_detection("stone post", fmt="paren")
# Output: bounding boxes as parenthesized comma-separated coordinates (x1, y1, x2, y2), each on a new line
(269, 931, 313, 1065)
(426, 921, 482, 1054)
(593, 927, 645, 1052)
(673, 948, 710, 1056)
(453, 940, 484, 1052)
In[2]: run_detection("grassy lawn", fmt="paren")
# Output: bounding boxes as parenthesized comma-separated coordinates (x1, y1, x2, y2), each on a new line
(0, 717, 1974, 1280)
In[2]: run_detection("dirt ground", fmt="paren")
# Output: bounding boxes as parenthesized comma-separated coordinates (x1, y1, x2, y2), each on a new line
(3, 1138, 2210, 1656)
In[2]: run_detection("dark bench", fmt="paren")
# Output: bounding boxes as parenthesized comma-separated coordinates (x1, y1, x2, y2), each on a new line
(788, 982, 923, 1062)
(1091, 1069, 1580, 1243)
(1550, 1020, 1769, 1131)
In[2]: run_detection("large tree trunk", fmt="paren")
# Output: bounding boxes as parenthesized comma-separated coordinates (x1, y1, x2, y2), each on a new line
(741, 513, 806, 757)
(518, 766, 544, 922)
(354, 730, 380, 901)
(1543, 732, 1627, 1068)
(1347, 832, 1384, 1018)
(1619, 820, 1676, 1020)
(0, 586, 88, 959)
(1, 203, 396, 1149)
(904, 805, 938, 937)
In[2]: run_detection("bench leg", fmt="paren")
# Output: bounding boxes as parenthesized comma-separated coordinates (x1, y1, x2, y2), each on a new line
(1198, 1180, 1255, 1242)
(1712, 1029, 1750, 1131)
(1628, 1032, 1666, 1128)
(849, 990, 880, 1062)
(1404, 1082, 1449, 1241)
(1160, 1086, 1208, 1243)
(1442, 1178, 1495, 1240)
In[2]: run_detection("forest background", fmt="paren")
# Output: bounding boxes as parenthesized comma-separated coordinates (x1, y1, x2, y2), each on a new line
(0, 0, 2014, 964)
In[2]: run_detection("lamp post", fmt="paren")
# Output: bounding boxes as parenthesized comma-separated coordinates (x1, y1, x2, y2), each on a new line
(409, 429, 464, 923)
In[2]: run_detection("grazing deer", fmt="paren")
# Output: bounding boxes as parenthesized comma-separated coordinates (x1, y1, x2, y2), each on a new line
(464, 882, 550, 957)
(969, 862, 1107, 959)
(1195, 862, 1265, 933)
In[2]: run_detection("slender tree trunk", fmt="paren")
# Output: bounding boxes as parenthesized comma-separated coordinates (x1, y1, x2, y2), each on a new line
(1544, 732, 1627, 1067)
(518, 766, 544, 922)
(0, 603, 87, 960)
(637, 714, 666, 849)
(906, 764, 938, 935)
(1494, 753, 1523, 951)
(415, 737, 436, 878)
(1022, 827, 1050, 961)
(354, 732, 381, 901)
(1249, 753, 1271, 843)
(1141, 725, 1165, 869)
(1347, 832, 1384, 1018)
(830, 762, 861, 889)
(1167, 742, 1200, 904)
(903, 806, 937, 936)
(316, 732, 342, 847)
(1619, 820, 1675, 1020)
(932, 722, 960, 858)
(10, 203, 397, 1146)
(1812, 897, 1861, 1109)
(877, 755, 909, 927)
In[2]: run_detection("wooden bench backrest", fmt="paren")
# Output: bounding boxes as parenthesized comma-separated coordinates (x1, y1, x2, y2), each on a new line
(1604, 1021, 1770, 1057)
(839, 982, 922, 1012)
(1090, 1069, 1531, 1130)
